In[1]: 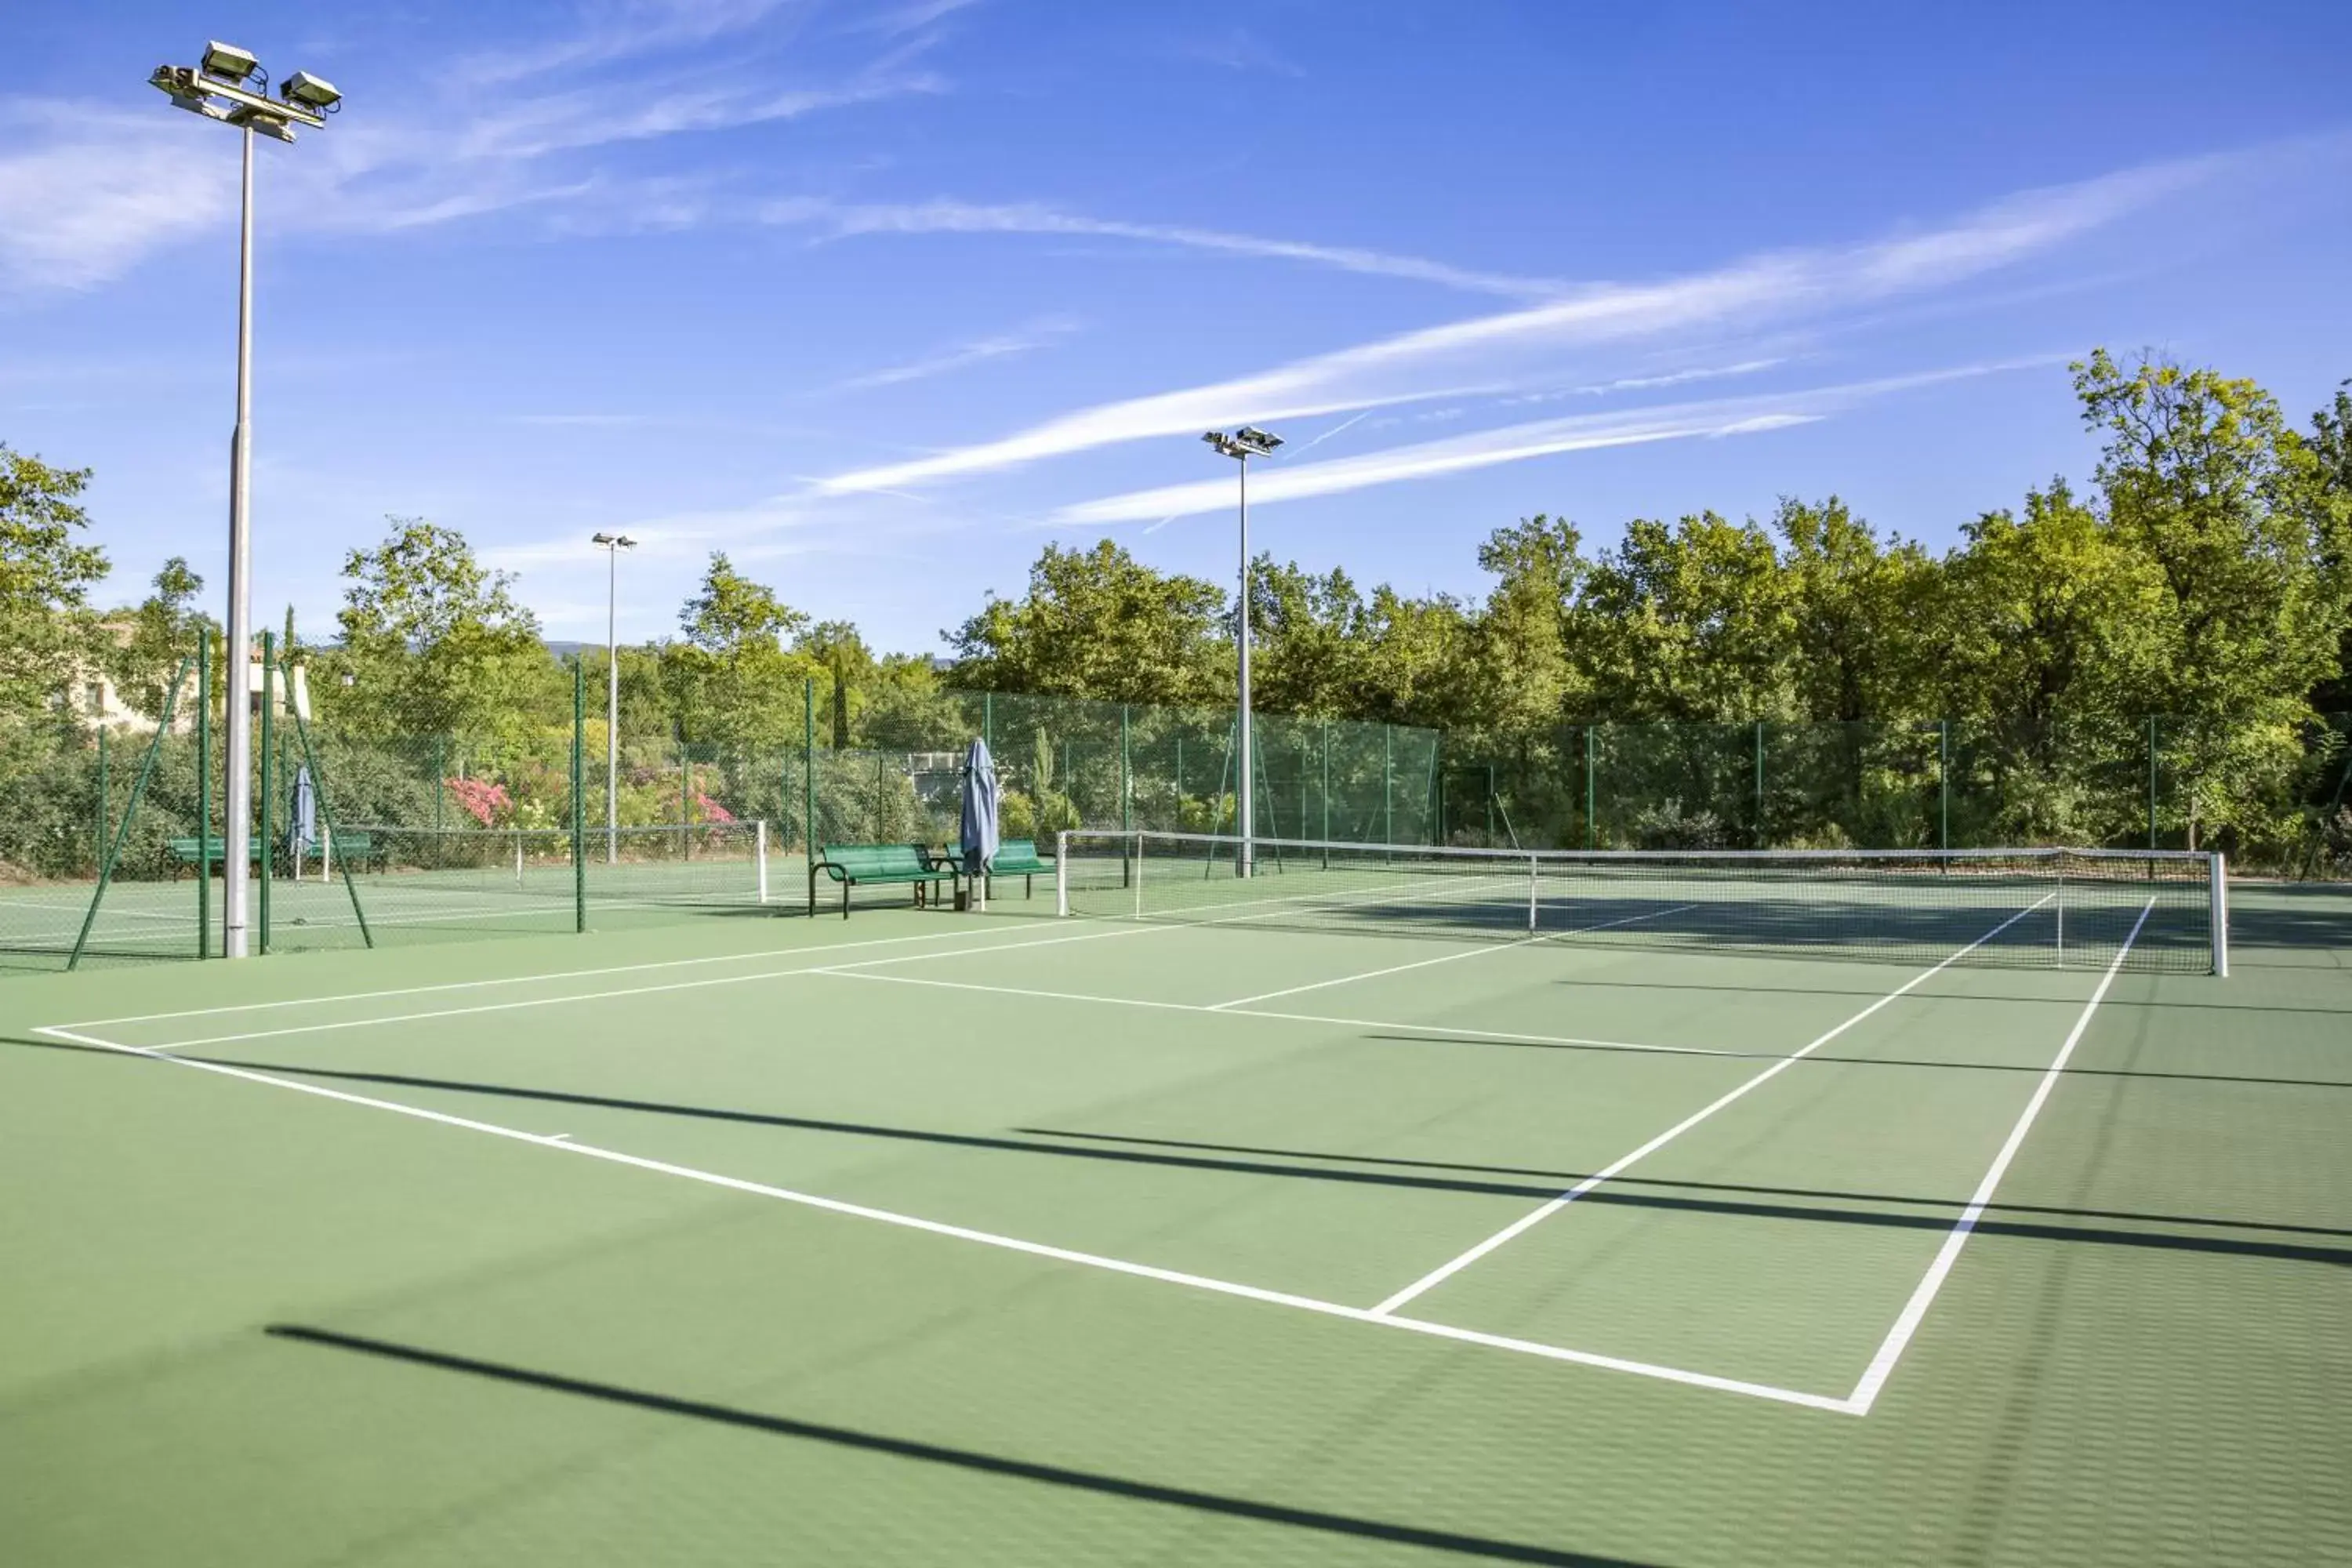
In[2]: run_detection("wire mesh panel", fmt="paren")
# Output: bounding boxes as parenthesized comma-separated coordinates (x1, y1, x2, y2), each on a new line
(1058, 829, 2220, 974)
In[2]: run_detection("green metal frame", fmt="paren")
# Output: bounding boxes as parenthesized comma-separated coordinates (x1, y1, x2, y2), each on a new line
(285, 678, 374, 949)
(68, 655, 194, 971)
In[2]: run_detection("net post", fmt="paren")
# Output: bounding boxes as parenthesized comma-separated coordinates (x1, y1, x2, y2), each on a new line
(2054, 850, 2065, 967)
(2209, 851, 2228, 977)
(572, 659, 587, 933)
(1527, 853, 1539, 932)
(1134, 829, 1145, 916)
(757, 819, 770, 904)
(1055, 831, 1069, 917)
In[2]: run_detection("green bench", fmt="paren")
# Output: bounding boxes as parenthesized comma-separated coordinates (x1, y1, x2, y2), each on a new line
(168, 832, 380, 877)
(809, 843, 960, 918)
(984, 837, 1054, 899)
(165, 837, 252, 877)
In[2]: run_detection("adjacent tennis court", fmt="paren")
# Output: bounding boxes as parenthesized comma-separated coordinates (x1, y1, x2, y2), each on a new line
(3, 844, 2346, 1565)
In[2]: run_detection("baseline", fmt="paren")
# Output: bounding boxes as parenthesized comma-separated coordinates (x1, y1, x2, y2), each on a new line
(1366, 894, 2056, 1317)
(31, 1022, 1849, 1414)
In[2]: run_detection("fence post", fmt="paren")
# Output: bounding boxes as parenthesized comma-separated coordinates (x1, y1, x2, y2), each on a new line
(1120, 705, 1131, 833)
(95, 724, 107, 874)
(433, 735, 445, 836)
(1584, 724, 1596, 851)
(1940, 719, 1951, 851)
(259, 631, 274, 955)
(1320, 723, 1330, 868)
(572, 660, 587, 932)
(804, 677, 817, 866)
(198, 633, 212, 959)
(1383, 724, 1393, 847)
(1754, 720, 1766, 848)
(2147, 715, 2158, 850)
(983, 691, 993, 751)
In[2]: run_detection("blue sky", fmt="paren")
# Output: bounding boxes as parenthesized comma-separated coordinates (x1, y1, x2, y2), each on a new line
(5, 1, 2350, 654)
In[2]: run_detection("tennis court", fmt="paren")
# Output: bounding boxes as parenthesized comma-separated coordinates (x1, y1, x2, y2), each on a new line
(4, 840, 2347, 1565)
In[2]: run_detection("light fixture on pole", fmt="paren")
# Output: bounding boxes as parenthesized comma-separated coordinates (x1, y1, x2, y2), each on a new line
(591, 533, 637, 864)
(148, 42, 340, 960)
(1201, 425, 1283, 877)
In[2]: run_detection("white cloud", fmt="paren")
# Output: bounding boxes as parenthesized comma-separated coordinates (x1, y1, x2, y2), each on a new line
(811, 149, 2280, 497)
(0, 108, 236, 292)
(835, 318, 1076, 390)
(765, 197, 1569, 298)
(1053, 360, 2055, 524)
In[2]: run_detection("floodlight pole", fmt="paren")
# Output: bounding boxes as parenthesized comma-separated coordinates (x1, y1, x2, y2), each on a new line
(222, 125, 256, 957)
(1203, 427, 1282, 877)
(148, 43, 339, 957)
(1236, 453, 1254, 878)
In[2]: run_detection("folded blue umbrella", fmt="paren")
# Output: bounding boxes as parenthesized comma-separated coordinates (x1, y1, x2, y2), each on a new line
(960, 737, 999, 882)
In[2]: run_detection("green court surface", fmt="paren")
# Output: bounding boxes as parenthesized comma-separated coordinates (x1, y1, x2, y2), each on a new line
(2, 885, 2347, 1565)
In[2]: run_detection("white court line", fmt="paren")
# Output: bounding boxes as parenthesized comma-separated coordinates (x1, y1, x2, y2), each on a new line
(105, 921, 1178, 1051)
(55, 918, 1108, 1032)
(1366, 895, 2057, 1318)
(813, 967, 1736, 1058)
(31, 1022, 1849, 1414)
(1842, 898, 2153, 1415)
(1206, 903, 1701, 1011)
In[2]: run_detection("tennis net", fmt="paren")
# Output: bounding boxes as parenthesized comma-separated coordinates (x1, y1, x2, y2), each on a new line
(298, 822, 772, 937)
(1053, 830, 2226, 975)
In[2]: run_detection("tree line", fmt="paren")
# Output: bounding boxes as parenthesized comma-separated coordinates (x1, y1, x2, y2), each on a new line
(3, 349, 2348, 868)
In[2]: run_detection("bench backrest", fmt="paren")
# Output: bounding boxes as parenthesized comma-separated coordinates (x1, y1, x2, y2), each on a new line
(821, 843, 935, 879)
(993, 838, 1049, 866)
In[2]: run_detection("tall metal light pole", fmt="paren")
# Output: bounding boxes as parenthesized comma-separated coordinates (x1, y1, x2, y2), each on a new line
(1202, 426, 1283, 877)
(150, 43, 341, 959)
(591, 533, 636, 863)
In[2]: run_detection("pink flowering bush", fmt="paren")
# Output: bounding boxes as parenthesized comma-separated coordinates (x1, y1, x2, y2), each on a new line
(693, 792, 735, 825)
(445, 776, 513, 828)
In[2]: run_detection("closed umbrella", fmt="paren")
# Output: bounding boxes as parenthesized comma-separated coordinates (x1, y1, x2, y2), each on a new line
(959, 737, 999, 910)
(292, 764, 318, 879)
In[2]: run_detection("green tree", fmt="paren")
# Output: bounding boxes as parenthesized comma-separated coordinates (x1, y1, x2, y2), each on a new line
(2076, 350, 2350, 846)
(797, 619, 874, 749)
(0, 443, 111, 719)
(669, 552, 812, 753)
(1461, 515, 1587, 737)
(1576, 511, 1795, 720)
(108, 555, 213, 720)
(333, 517, 553, 745)
(1775, 496, 1936, 723)
(948, 541, 1230, 706)
(1248, 556, 1367, 717)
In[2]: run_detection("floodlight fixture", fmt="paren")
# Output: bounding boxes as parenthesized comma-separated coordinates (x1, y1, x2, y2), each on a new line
(1234, 426, 1283, 455)
(201, 40, 261, 85)
(224, 103, 296, 143)
(281, 71, 341, 112)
